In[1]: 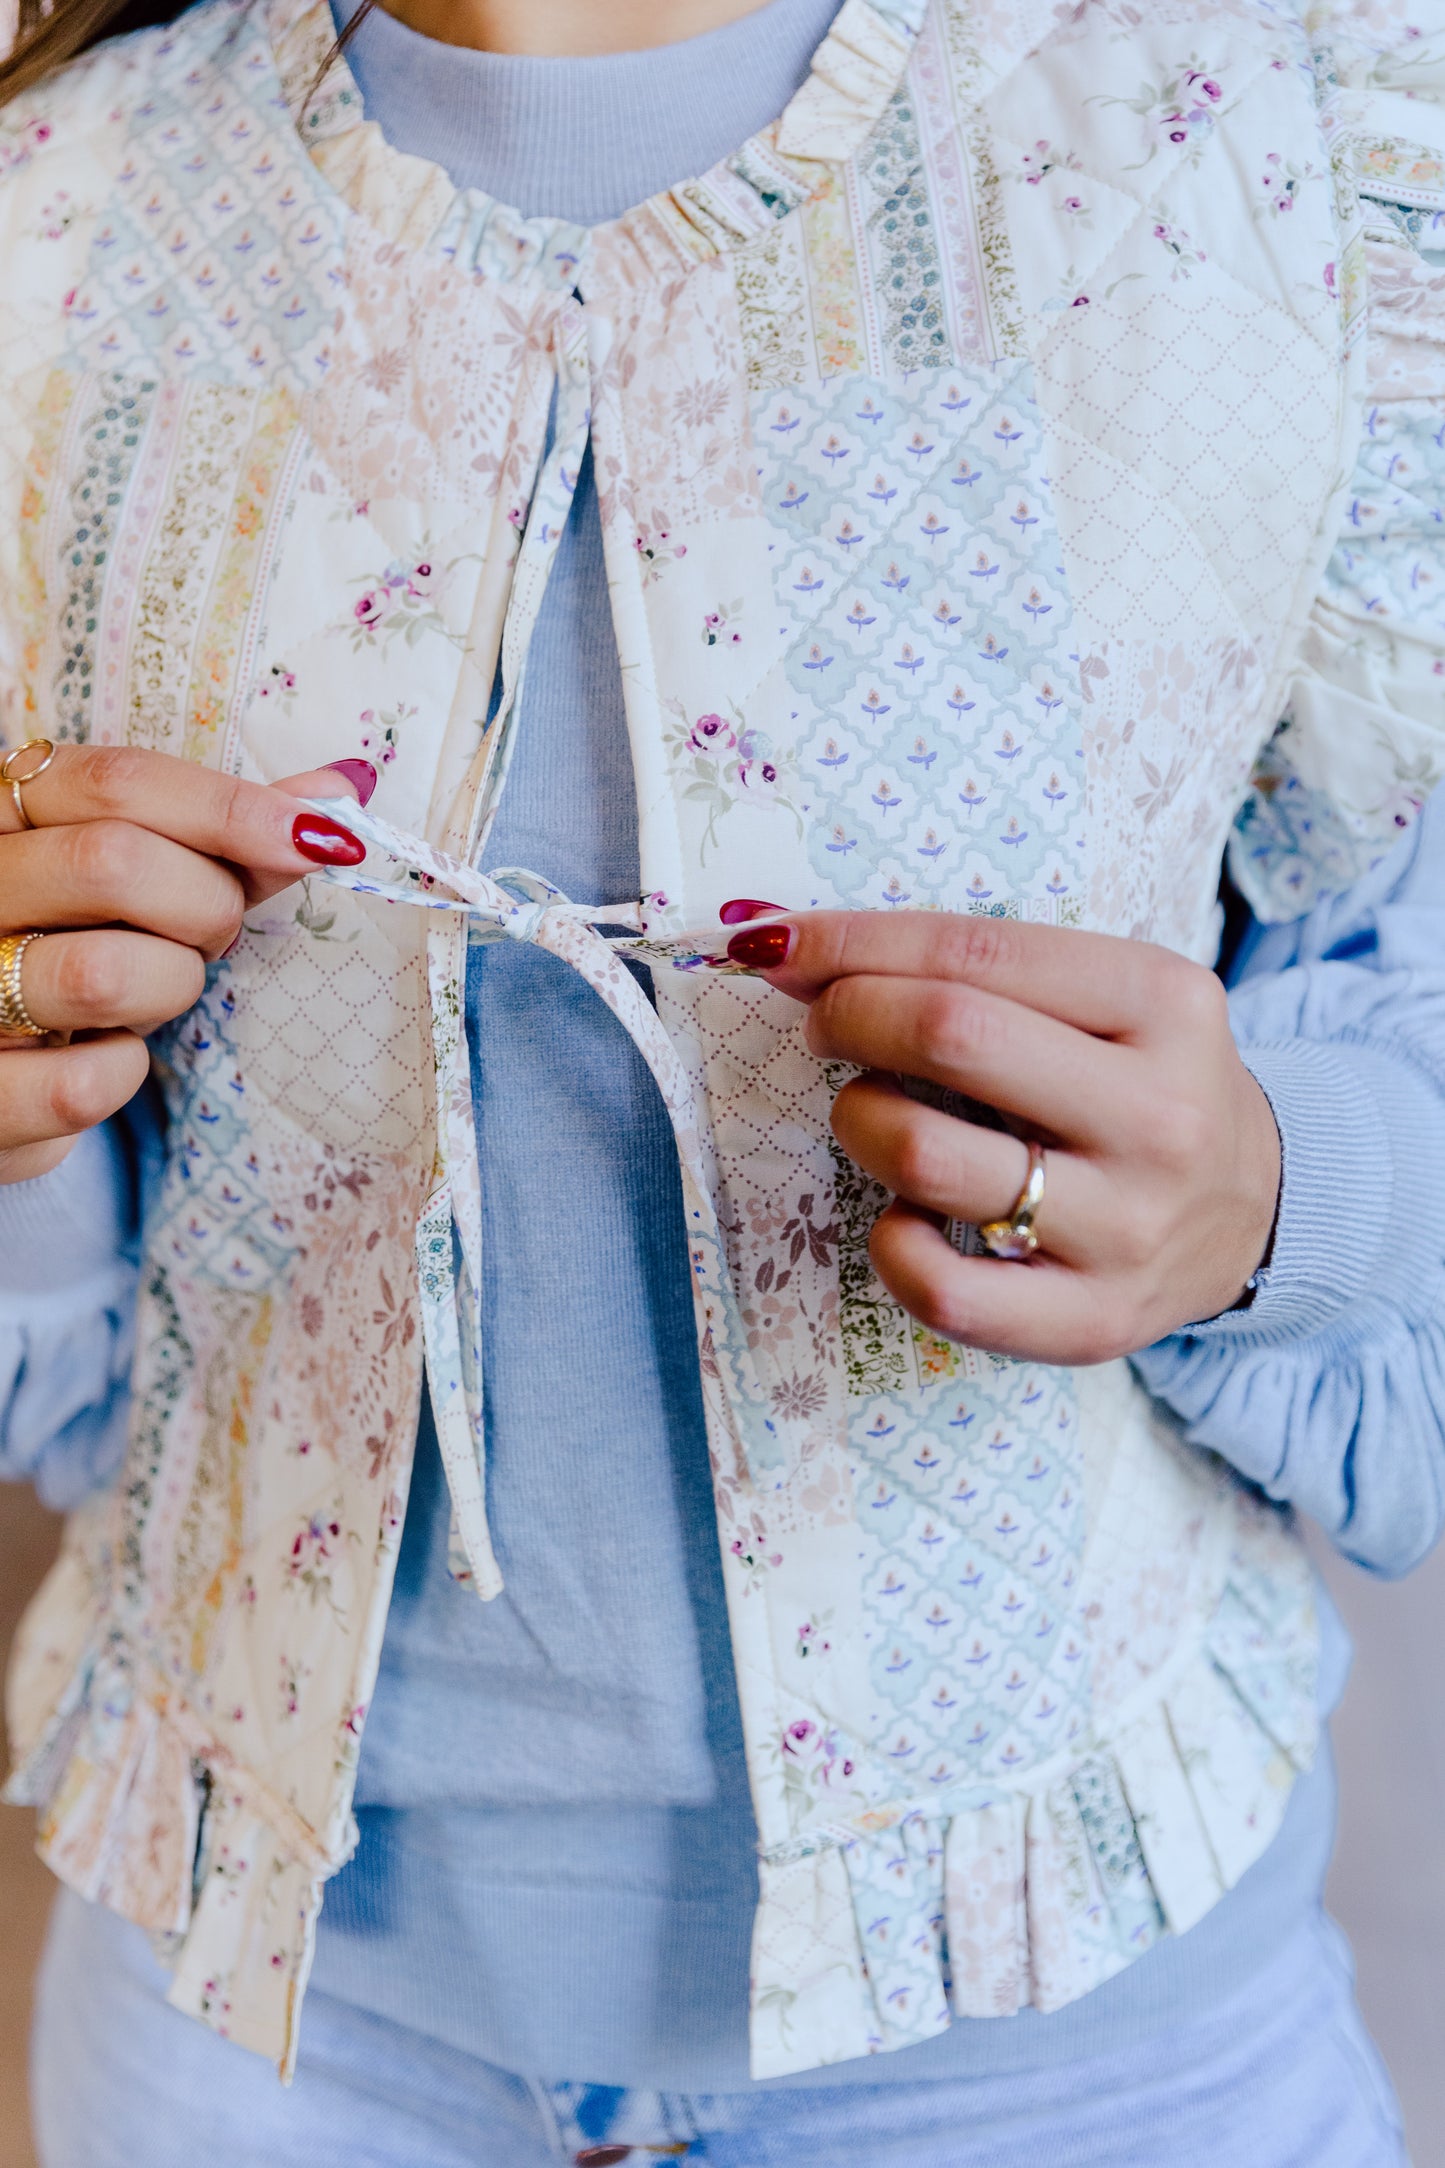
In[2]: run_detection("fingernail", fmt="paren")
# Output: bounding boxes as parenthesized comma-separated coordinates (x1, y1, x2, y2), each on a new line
(718, 897, 786, 925)
(726, 922, 794, 969)
(324, 758, 378, 807)
(293, 812, 365, 867)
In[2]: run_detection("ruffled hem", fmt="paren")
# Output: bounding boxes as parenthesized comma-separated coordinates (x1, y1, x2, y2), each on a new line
(747, 1529, 1318, 2078)
(6, 1458, 1318, 2083)
(5, 1629, 345, 2077)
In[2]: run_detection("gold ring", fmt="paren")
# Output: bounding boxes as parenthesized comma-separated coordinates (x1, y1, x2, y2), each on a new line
(978, 1141, 1046, 1260)
(0, 737, 56, 830)
(0, 932, 46, 1038)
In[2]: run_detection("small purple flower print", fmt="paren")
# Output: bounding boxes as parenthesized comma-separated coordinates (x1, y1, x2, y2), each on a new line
(1152, 220, 1206, 278)
(735, 727, 784, 805)
(730, 1516, 782, 1576)
(1098, 63, 1226, 168)
(257, 661, 296, 705)
(354, 591, 382, 627)
(358, 701, 415, 767)
(634, 525, 687, 582)
(1015, 138, 1080, 188)
(690, 712, 736, 755)
(701, 597, 744, 648)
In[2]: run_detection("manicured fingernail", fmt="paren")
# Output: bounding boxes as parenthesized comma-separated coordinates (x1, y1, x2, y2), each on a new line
(726, 922, 794, 969)
(293, 812, 365, 866)
(718, 897, 786, 925)
(324, 758, 378, 807)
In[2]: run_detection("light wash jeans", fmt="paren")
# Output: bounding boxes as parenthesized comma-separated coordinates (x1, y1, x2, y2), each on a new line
(32, 1887, 1406, 2168)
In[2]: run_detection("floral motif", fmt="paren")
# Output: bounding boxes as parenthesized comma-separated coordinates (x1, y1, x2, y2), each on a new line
(1151, 220, 1206, 278)
(357, 700, 416, 769)
(701, 598, 744, 649)
(632, 523, 688, 583)
(662, 699, 801, 858)
(1009, 140, 1082, 188)
(730, 1512, 783, 1588)
(348, 555, 460, 653)
(1257, 149, 1316, 217)
(1092, 62, 1226, 168)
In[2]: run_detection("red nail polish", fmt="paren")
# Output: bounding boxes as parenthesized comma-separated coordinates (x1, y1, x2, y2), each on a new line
(293, 812, 365, 867)
(324, 758, 378, 807)
(718, 897, 786, 925)
(726, 922, 794, 969)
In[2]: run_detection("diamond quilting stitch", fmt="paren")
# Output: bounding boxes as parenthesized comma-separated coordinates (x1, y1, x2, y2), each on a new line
(852, 1360, 1089, 1788)
(69, 8, 342, 382)
(755, 364, 1087, 919)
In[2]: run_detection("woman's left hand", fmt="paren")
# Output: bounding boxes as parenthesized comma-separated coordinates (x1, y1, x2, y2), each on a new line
(722, 907, 1281, 1365)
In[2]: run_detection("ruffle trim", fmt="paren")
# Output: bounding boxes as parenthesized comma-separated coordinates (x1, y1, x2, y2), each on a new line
(747, 1547, 1318, 2079)
(1230, 36, 1445, 922)
(4, 1637, 345, 2079)
(270, 0, 924, 287)
(5, 1503, 1316, 2083)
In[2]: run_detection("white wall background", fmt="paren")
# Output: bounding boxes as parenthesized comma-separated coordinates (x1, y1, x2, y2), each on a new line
(1315, 1532, 1445, 2164)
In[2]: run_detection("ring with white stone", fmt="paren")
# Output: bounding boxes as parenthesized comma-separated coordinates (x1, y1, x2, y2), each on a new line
(978, 1141, 1046, 1261)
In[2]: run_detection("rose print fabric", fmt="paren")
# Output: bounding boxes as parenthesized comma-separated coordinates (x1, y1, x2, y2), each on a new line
(1, 0, 1442, 2083)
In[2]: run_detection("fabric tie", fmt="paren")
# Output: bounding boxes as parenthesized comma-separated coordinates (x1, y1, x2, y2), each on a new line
(299, 797, 786, 1597)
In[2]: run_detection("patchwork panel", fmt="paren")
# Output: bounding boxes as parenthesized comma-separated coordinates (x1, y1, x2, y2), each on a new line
(755, 364, 1087, 921)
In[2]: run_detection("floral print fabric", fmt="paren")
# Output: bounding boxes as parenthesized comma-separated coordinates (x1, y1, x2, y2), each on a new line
(0, 0, 1442, 2083)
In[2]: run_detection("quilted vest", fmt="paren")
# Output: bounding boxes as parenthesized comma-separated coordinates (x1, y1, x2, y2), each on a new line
(3, 0, 1443, 2079)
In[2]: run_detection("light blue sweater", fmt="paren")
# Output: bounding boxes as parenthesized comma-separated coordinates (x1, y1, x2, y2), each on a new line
(6, 0, 1445, 2098)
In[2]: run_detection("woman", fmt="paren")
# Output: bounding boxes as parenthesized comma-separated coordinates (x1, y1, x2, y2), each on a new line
(0, 0, 1442, 2160)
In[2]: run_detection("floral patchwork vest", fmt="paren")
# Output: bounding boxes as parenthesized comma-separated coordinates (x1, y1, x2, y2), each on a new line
(3, 0, 1443, 2081)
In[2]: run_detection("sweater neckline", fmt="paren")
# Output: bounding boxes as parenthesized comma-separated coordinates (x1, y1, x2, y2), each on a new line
(327, 0, 847, 226)
(269, 0, 928, 290)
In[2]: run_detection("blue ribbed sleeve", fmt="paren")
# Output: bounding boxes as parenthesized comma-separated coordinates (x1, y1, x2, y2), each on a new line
(1134, 797, 1445, 1576)
(0, 1098, 157, 1509)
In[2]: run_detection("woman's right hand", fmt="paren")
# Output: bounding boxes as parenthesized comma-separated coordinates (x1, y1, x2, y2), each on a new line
(0, 742, 373, 1185)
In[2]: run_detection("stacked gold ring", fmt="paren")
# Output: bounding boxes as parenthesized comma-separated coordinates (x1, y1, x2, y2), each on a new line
(0, 736, 56, 829)
(0, 931, 46, 1038)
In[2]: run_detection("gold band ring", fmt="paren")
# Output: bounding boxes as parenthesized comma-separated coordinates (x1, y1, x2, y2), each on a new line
(0, 932, 46, 1038)
(978, 1141, 1047, 1261)
(0, 737, 56, 830)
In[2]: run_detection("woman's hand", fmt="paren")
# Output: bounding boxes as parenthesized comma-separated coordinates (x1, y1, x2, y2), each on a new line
(0, 743, 372, 1185)
(722, 906, 1281, 1365)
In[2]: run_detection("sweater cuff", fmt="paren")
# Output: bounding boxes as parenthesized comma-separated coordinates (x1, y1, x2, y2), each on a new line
(0, 1125, 131, 1294)
(1182, 1039, 1431, 1346)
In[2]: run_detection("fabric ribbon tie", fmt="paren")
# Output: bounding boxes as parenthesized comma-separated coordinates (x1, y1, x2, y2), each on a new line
(296, 798, 789, 1599)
